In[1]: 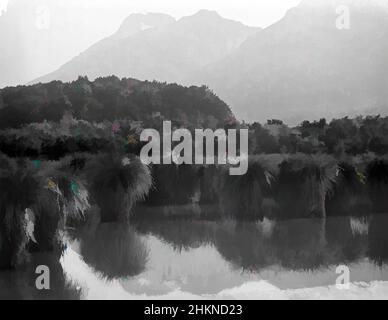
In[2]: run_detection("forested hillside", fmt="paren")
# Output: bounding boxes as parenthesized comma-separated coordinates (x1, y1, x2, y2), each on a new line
(0, 76, 234, 130)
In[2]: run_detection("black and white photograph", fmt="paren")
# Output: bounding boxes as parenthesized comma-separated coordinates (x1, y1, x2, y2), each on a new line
(0, 0, 388, 304)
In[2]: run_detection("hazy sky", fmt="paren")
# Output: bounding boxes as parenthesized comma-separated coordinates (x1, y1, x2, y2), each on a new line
(0, 0, 302, 86)
(0, 0, 7, 13)
(0, 0, 301, 28)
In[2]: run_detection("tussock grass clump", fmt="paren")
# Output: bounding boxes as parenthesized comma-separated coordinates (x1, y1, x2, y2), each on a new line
(326, 162, 371, 217)
(0, 153, 92, 269)
(30, 172, 90, 252)
(0, 157, 39, 269)
(274, 155, 336, 219)
(218, 161, 273, 221)
(198, 165, 221, 205)
(195, 154, 340, 221)
(25, 155, 92, 252)
(146, 164, 199, 206)
(85, 153, 152, 222)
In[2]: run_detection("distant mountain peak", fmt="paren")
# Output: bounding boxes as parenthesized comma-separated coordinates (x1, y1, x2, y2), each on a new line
(115, 12, 175, 39)
(193, 9, 222, 18)
(32, 9, 260, 85)
(179, 9, 258, 30)
(180, 9, 226, 23)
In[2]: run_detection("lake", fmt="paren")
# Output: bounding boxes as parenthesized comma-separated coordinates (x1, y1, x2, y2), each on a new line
(1, 213, 388, 299)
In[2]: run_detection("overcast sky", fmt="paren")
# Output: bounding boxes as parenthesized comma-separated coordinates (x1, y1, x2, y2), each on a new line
(0, 0, 301, 28)
(0, 0, 7, 13)
(0, 0, 302, 86)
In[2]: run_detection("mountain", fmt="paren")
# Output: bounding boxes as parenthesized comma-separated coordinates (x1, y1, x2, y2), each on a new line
(33, 10, 260, 85)
(112, 13, 175, 40)
(0, 0, 162, 88)
(75, 13, 176, 56)
(33, 1, 388, 125)
(189, 0, 388, 124)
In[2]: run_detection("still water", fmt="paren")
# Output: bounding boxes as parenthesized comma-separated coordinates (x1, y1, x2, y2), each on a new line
(2, 214, 388, 299)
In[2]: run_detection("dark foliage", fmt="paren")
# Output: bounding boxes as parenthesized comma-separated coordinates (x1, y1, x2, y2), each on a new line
(0, 76, 233, 130)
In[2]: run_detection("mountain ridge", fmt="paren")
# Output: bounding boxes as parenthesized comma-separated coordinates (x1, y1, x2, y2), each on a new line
(188, 0, 388, 124)
(32, 10, 260, 85)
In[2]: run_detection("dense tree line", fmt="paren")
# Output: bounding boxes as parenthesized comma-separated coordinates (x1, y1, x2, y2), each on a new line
(0, 76, 234, 130)
(248, 116, 388, 156)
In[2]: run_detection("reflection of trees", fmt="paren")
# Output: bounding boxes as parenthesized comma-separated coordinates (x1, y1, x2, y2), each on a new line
(325, 216, 368, 263)
(368, 215, 388, 266)
(134, 217, 330, 272)
(133, 214, 383, 274)
(270, 218, 330, 271)
(366, 160, 388, 213)
(134, 218, 213, 251)
(80, 223, 148, 280)
(214, 217, 366, 272)
(213, 221, 276, 271)
(28, 253, 81, 300)
(0, 252, 80, 300)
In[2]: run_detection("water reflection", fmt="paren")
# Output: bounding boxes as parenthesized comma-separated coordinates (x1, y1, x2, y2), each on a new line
(133, 215, 377, 274)
(368, 215, 388, 266)
(0, 252, 80, 300)
(2, 212, 388, 299)
(77, 223, 148, 280)
(127, 214, 388, 294)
